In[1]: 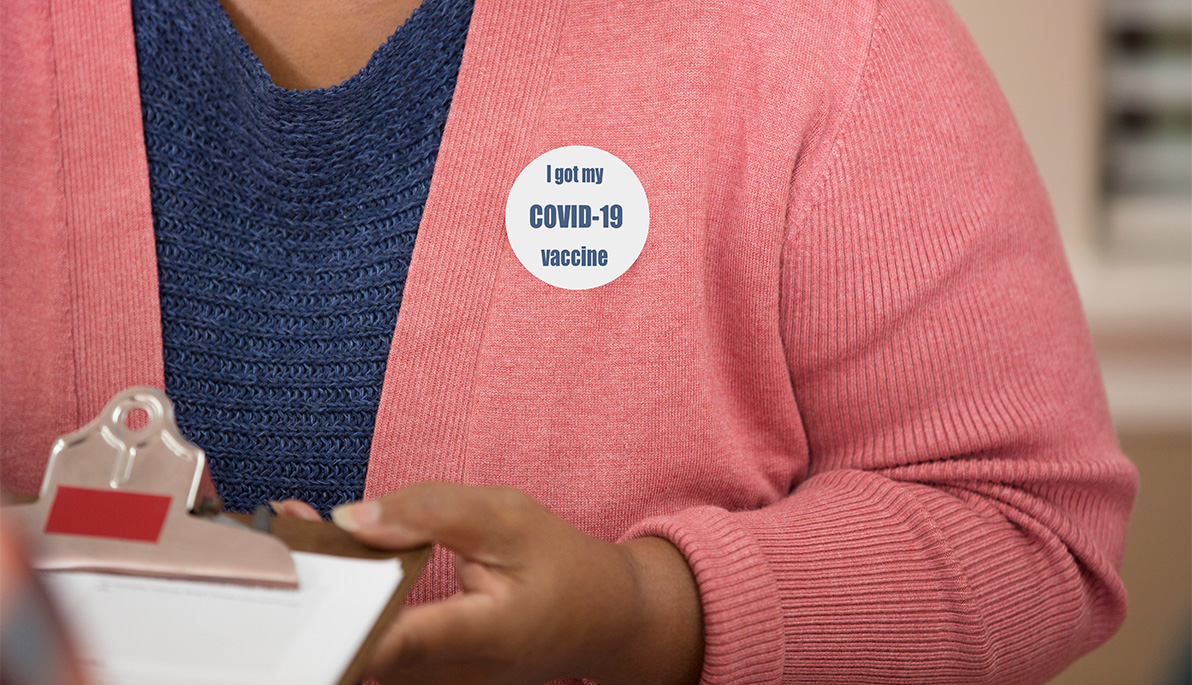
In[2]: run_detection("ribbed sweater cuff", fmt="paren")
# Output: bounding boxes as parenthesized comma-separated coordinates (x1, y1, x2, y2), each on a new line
(619, 506, 786, 685)
(620, 471, 1011, 684)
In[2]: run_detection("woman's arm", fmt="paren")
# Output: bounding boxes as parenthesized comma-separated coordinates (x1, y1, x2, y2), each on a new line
(619, 0, 1137, 682)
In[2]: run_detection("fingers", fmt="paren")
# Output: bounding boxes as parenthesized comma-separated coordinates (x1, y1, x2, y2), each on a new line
(367, 592, 505, 677)
(332, 483, 533, 557)
(269, 499, 322, 521)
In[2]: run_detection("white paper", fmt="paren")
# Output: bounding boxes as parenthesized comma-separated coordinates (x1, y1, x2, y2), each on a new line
(41, 552, 402, 685)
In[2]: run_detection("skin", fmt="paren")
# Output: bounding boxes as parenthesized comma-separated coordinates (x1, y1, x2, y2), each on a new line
(218, 0, 427, 90)
(277, 485, 704, 684)
(229, 0, 707, 678)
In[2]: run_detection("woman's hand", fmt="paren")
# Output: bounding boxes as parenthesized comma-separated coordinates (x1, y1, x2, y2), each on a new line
(279, 483, 703, 685)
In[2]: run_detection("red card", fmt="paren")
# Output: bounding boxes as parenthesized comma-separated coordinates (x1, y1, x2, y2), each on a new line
(45, 486, 172, 542)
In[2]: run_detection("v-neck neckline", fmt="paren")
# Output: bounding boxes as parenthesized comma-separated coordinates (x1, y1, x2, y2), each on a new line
(199, 0, 441, 99)
(55, 0, 570, 495)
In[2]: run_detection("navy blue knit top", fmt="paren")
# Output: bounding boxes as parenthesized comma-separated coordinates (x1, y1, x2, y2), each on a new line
(131, 0, 473, 515)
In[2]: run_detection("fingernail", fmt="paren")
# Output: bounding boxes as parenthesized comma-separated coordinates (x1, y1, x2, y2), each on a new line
(331, 501, 380, 531)
(268, 500, 283, 516)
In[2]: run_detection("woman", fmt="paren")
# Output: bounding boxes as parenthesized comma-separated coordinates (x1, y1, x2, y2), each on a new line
(0, 0, 1138, 682)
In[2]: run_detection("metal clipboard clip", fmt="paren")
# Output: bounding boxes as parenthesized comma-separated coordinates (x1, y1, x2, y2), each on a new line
(5, 387, 298, 588)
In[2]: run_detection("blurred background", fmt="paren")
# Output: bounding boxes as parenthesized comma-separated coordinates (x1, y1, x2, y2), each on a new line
(950, 1, 1191, 683)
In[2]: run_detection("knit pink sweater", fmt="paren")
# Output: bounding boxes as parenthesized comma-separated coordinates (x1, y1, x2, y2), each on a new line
(1, 0, 1137, 682)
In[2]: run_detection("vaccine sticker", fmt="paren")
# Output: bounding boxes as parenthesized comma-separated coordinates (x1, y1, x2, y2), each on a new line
(505, 145, 649, 290)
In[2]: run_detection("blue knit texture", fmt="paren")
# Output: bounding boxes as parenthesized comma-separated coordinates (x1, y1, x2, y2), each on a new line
(132, 0, 473, 515)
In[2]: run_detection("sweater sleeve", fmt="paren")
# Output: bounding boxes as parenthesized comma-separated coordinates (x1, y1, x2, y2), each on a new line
(619, 1, 1138, 683)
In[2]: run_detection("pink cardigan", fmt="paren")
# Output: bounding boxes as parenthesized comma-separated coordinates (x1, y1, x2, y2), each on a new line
(1, 0, 1137, 682)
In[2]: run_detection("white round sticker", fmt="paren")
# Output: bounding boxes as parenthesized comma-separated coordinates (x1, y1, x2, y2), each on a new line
(505, 145, 649, 290)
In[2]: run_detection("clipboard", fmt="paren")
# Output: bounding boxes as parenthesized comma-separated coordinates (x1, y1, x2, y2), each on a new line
(4, 386, 428, 685)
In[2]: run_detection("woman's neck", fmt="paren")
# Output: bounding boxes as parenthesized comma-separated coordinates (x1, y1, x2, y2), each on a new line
(217, 0, 425, 90)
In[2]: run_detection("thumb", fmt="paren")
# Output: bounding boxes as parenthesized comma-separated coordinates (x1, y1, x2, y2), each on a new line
(330, 482, 517, 557)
